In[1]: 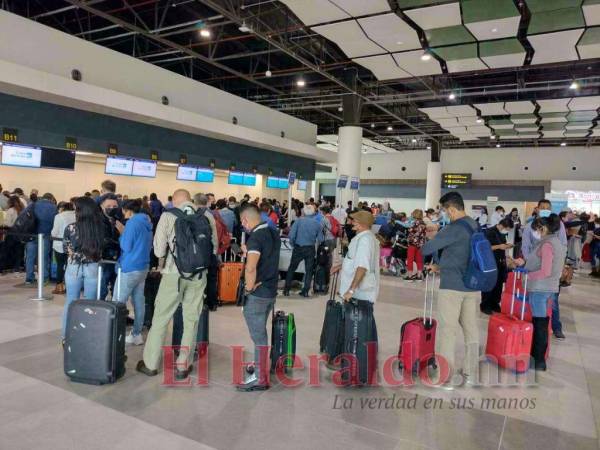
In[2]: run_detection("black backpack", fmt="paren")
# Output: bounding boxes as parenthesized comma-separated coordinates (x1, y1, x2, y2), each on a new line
(13, 204, 37, 243)
(168, 208, 213, 280)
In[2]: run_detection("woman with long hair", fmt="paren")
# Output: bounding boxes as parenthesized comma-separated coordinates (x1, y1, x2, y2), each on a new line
(114, 199, 152, 345)
(2, 195, 25, 272)
(61, 196, 105, 338)
(51, 201, 75, 294)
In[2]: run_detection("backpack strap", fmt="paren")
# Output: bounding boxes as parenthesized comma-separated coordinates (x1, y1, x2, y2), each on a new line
(455, 218, 476, 236)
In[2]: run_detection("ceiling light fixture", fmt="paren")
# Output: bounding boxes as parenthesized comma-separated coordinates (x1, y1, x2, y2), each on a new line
(296, 79, 306, 87)
(420, 52, 432, 61)
(569, 80, 580, 90)
(411, 138, 417, 143)
(396, 41, 404, 45)
(338, 106, 343, 112)
(448, 92, 456, 100)
(496, 143, 501, 148)
(476, 118, 483, 123)
(490, 134, 496, 139)
(238, 21, 252, 33)
(491, 28, 498, 33)
(561, 142, 567, 146)
(426, 145, 431, 150)
(200, 28, 211, 38)
(371, 123, 375, 128)
(387, 125, 393, 131)
(265, 69, 272, 77)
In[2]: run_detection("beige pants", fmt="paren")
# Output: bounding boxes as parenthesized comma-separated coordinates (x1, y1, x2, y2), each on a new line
(143, 272, 207, 371)
(436, 289, 480, 377)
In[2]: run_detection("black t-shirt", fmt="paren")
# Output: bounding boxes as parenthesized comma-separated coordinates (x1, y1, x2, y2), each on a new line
(246, 222, 281, 298)
(484, 226, 507, 268)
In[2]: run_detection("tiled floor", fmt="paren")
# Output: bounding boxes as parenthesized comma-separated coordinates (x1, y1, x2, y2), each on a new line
(0, 270, 599, 450)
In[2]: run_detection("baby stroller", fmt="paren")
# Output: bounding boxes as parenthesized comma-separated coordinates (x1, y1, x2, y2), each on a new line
(386, 232, 408, 277)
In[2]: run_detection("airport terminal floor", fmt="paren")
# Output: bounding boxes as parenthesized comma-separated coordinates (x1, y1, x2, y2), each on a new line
(1, 270, 599, 450)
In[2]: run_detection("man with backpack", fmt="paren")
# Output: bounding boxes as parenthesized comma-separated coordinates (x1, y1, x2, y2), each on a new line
(137, 189, 212, 381)
(422, 192, 482, 390)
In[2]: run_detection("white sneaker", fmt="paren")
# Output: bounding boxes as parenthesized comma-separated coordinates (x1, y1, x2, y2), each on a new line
(126, 333, 144, 346)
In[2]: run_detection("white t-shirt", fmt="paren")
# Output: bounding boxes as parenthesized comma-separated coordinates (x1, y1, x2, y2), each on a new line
(339, 230, 380, 303)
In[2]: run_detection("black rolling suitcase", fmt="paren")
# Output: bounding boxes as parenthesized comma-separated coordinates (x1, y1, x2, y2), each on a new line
(143, 271, 162, 328)
(319, 273, 344, 363)
(270, 309, 296, 374)
(313, 242, 330, 293)
(64, 265, 127, 385)
(340, 299, 378, 386)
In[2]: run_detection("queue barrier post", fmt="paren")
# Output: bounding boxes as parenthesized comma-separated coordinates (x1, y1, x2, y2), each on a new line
(30, 233, 53, 301)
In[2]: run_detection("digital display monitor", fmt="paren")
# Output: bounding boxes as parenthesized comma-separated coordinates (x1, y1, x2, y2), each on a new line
(105, 156, 133, 176)
(196, 167, 214, 183)
(228, 171, 245, 185)
(177, 165, 197, 181)
(243, 172, 256, 186)
(442, 173, 472, 189)
(41, 147, 75, 171)
(132, 159, 157, 178)
(278, 178, 289, 189)
(266, 176, 280, 189)
(288, 171, 296, 185)
(297, 180, 308, 191)
(1, 143, 42, 168)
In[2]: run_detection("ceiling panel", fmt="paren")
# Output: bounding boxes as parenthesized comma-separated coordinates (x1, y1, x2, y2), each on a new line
(564, 130, 590, 137)
(418, 106, 455, 119)
(489, 119, 514, 129)
(358, 13, 422, 53)
(567, 110, 599, 120)
(537, 98, 572, 113)
(504, 101, 536, 114)
(467, 125, 492, 136)
(566, 122, 594, 130)
(312, 21, 385, 58)
(583, 1, 600, 25)
(510, 114, 538, 124)
(541, 130, 566, 138)
(392, 50, 443, 76)
(529, 29, 584, 64)
(465, 16, 521, 40)
(515, 124, 540, 132)
(457, 116, 483, 126)
(577, 27, 600, 58)
(443, 126, 469, 134)
(330, 0, 390, 16)
(352, 54, 411, 80)
(474, 102, 508, 116)
(404, 2, 462, 29)
(434, 117, 460, 127)
(445, 105, 477, 116)
(567, 95, 600, 111)
(279, 0, 349, 25)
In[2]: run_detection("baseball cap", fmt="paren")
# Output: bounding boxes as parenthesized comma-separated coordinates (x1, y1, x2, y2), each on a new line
(350, 210, 374, 227)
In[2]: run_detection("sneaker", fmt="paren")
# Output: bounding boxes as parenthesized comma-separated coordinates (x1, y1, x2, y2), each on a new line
(136, 360, 158, 377)
(553, 330, 566, 340)
(403, 275, 415, 282)
(236, 379, 270, 392)
(126, 333, 144, 346)
(175, 364, 193, 381)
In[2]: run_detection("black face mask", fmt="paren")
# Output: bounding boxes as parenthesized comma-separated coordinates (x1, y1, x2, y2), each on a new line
(106, 207, 123, 222)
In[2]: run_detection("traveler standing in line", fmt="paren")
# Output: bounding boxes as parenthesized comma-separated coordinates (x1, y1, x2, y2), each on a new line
(24, 193, 57, 286)
(236, 203, 281, 391)
(98, 194, 121, 300)
(404, 209, 427, 282)
(3, 195, 25, 272)
(51, 201, 76, 295)
(206, 193, 216, 210)
(61, 197, 105, 339)
(115, 199, 153, 346)
(515, 214, 566, 371)
(97, 179, 117, 204)
(148, 193, 164, 229)
(489, 205, 506, 227)
(0, 184, 8, 211)
(217, 198, 236, 234)
(165, 196, 174, 209)
(422, 192, 480, 390)
(521, 199, 567, 340)
(172, 193, 218, 341)
(480, 217, 514, 315)
(283, 204, 324, 297)
(137, 189, 208, 380)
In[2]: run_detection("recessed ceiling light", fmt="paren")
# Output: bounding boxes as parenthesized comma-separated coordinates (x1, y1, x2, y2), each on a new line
(476, 118, 483, 123)
(448, 93, 456, 100)
(371, 123, 375, 128)
(496, 143, 501, 148)
(296, 79, 306, 87)
(200, 28, 211, 38)
(491, 28, 498, 33)
(561, 141, 567, 146)
(420, 52, 432, 61)
(426, 145, 431, 150)
(411, 138, 417, 143)
(569, 80, 579, 90)
(490, 134, 496, 139)
(265, 69, 272, 77)
(387, 125, 393, 131)
(338, 106, 343, 112)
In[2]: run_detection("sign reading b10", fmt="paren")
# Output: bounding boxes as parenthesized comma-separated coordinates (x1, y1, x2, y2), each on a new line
(442, 173, 472, 189)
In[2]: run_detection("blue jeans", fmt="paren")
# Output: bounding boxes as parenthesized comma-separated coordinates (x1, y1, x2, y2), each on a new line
(100, 263, 117, 300)
(551, 292, 562, 333)
(116, 269, 148, 336)
(62, 263, 99, 338)
(591, 241, 600, 269)
(527, 291, 552, 318)
(242, 294, 276, 383)
(25, 236, 51, 283)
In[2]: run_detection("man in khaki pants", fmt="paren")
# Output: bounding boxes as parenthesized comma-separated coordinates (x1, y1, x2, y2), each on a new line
(136, 189, 207, 381)
(422, 192, 480, 390)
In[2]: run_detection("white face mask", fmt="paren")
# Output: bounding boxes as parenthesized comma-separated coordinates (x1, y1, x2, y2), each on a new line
(532, 230, 542, 240)
(499, 228, 509, 235)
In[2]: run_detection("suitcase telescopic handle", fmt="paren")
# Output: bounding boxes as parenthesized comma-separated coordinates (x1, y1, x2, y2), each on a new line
(509, 269, 528, 320)
(423, 271, 435, 325)
(329, 271, 339, 302)
(96, 264, 103, 300)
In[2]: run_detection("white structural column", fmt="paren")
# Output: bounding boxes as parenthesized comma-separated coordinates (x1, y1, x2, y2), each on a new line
(425, 160, 442, 209)
(335, 126, 363, 207)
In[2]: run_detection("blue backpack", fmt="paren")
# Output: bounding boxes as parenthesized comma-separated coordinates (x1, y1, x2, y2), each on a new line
(456, 219, 498, 292)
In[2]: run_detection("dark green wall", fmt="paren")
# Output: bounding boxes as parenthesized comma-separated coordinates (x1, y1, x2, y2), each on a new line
(0, 93, 316, 178)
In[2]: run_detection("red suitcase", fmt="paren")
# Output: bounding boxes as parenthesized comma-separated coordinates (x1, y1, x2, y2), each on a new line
(398, 272, 437, 375)
(504, 269, 525, 297)
(486, 283, 533, 373)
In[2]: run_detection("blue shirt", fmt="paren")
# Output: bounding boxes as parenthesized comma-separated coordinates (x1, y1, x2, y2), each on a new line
(119, 213, 153, 273)
(260, 212, 277, 230)
(218, 208, 236, 234)
(289, 215, 324, 247)
(33, 199, 57, 234)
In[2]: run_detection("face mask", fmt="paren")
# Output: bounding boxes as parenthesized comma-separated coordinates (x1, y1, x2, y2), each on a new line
(105, 207, 121, 219)
(499, 229, 509, 235)
(532, 230, 542, 240)
(539, 209, 551, 218)
(440, 210, 449, 223)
